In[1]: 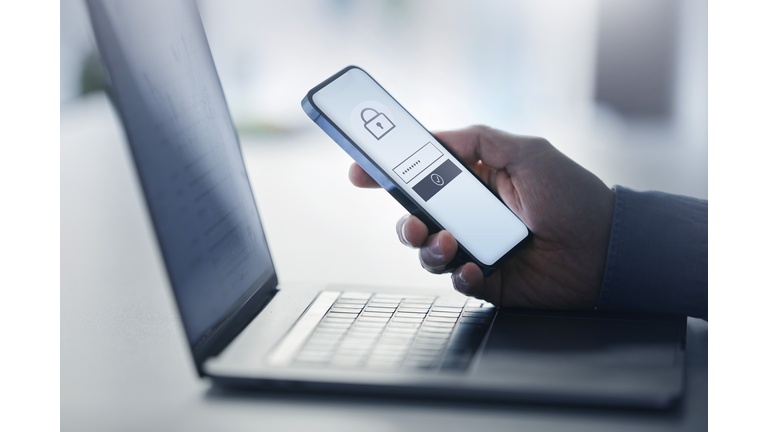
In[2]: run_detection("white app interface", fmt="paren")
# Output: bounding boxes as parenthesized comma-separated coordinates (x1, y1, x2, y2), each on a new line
(312, 68, 528, 265)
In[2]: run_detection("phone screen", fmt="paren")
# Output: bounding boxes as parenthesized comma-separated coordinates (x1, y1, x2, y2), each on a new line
(311, 68, 528, 266)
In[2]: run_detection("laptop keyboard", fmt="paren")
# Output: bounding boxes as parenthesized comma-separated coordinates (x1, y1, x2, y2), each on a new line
(276, 291, 496, 372)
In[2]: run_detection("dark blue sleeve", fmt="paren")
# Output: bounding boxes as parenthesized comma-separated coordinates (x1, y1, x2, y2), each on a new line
(596, 186, 708, 320)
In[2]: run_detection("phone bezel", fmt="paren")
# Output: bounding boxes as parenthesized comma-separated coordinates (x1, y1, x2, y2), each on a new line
(305, 65, 532, 270)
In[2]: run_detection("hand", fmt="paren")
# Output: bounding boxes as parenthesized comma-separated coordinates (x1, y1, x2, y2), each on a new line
(349, 125, 615, 309)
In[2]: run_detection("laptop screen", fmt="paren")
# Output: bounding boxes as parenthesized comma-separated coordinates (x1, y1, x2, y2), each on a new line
(87, 0, 276, 347)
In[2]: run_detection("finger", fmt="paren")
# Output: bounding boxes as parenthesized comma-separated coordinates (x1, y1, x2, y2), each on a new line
(396, 215, 429, 248)
(348, 163, 381, 188)
(451, 263, 505, 306)
(418, 231, 458, 274)
(451, 263, 485, 297)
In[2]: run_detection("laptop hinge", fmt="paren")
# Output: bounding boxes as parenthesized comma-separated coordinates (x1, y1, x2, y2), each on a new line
(191, 274, 279, 376)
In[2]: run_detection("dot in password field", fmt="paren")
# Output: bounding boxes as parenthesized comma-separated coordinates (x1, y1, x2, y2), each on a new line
(392, 142, 443, 184)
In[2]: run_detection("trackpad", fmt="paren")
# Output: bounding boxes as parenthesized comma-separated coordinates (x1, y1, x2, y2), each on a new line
(482, 312, 683, 367)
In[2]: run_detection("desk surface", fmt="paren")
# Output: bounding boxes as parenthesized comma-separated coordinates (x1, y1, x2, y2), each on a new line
(61, 94, 707, 431)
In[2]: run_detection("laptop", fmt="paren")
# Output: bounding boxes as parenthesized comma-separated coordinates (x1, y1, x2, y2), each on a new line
(86, 0, 687, 408)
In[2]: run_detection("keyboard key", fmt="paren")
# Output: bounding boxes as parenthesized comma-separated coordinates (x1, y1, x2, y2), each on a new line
(333, 301, 365, 306)
(367, 304, 400, 310)
(354, 324, 387, 332)
(388, 321, 421, 329)
(414, 334, 450, 344)
(391, 317, 423, 324)
(323, 316, 356, 323)
(410, 340, 444, 350)
(377, 336, 413, 345)
(429, 311, 460, 318)
(413, 335, 449, 344)
(327, 311, 360, 318)
(416, 336, 451, 345)
(379, 331, 415, 339)
(339, 342, 376, 351)
(357, 316, 390, 323)
(331, 303, 365, 310)
(332, 309, 363, 316)
(461, 312, 494, 318)
(400, 302, 433, 307)
(383, 328, 419, 336)
(349, 324, 384, 332)
(400, 301, 432, 309)
(377, 339, 414, 348)
(342, 332, 378, 341)
(335, 298, 366, 304)
(368, 300, 402, 306)
(420, 326, 454, 334)
(361, 311, 394, 318)
(372, 346, 409, 355)
(365, 306, 397, 313)
(425, 317, 458, 324)
(336, 296, 368, 302)
(397, 308, 430, 314)
(347, 333, 382, 341)
(315, 328, 351, 336)
(412, 346, 447, 355)
(431, 306, 464, 312)
(342, 339, 378, 348)
(395, 309, 427, 318)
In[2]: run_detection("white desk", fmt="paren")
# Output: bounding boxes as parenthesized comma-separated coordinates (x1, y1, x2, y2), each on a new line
(61, 94, 707, 431)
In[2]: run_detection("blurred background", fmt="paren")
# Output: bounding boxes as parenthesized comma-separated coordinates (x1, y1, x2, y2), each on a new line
(60, 0, 707, 289)
(62, 0, 707, 194)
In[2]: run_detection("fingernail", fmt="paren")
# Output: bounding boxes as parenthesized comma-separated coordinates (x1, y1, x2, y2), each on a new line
(397, 216, 412, 247)
(452, 269, 470, 294)
(424, 234, 444, 261)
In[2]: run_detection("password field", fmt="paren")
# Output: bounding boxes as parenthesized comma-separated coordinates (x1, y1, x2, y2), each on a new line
(392, 142, 443, 184)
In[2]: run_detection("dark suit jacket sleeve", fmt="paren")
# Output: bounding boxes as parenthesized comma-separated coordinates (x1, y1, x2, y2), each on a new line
(596, 186, 708, 319)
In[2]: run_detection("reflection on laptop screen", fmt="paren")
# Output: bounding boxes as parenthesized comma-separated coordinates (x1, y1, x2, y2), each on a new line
(88, 0, 275, 347)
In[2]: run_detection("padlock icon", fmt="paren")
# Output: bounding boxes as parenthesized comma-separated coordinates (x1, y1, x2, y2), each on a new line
(361, 108, 395, 140)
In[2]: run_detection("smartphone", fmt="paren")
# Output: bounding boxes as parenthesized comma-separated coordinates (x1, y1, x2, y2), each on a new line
(302, 66, 531, 276)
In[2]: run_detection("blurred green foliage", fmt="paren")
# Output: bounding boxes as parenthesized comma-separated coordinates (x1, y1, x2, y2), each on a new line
(80, 51, 107, 96)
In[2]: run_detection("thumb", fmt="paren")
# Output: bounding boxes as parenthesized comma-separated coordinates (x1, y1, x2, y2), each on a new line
(434, 125, 543, 171)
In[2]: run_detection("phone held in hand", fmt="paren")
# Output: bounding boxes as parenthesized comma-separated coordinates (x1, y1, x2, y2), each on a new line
(302, 66, 531, 276)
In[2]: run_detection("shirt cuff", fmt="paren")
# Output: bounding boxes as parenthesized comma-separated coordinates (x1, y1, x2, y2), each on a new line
(597, 186, 708, 319)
